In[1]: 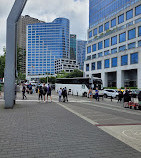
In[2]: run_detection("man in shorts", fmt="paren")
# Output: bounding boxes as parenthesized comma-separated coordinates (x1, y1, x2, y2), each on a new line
(47, 84, 52, 102)
(42, 83, 47, 102)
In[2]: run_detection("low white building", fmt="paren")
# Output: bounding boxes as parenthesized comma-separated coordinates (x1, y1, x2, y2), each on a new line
(55, 58, 79, 74)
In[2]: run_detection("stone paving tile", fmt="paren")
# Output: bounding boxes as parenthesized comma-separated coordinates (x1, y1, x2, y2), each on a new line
(0, 101, 141, 158)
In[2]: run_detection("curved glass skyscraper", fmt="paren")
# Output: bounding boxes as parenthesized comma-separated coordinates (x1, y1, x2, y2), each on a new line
(89, 0, 140, 28)
(26, 18, 69, 79)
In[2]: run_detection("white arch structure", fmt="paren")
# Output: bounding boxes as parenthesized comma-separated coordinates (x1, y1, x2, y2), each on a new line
(4, 0, 27, 108)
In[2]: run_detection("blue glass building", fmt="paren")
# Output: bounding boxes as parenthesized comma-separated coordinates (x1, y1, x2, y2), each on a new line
(85, 1, 141, 89)
(77, 40, 87, 70)
(89, 0, 140, 28)
(70, 34, 77, 60)
(26, 18, 70, 79)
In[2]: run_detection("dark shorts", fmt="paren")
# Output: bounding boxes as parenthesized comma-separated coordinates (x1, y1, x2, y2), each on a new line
(47, 93, 51, 96)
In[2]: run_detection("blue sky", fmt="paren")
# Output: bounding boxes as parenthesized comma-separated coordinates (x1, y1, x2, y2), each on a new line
(0, 0, 89, 55)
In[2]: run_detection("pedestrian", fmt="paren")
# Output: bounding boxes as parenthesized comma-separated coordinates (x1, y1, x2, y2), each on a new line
(117, 89, 123, 103)
(62, 88, 65, 102)
(22, 84, 27, 100)
(38, 86, 43, 102)
(28, 83, 32, 94)
(64, 87, 68, 102)
(58, 88, 62, 102)
(0, 83, 2, 97)
(88, 88, 93, 101)
(42, 83, 47, 102)
(123, 87, 130, 108)
(95, 87, 99, 101)
(47, 84, 52, 102)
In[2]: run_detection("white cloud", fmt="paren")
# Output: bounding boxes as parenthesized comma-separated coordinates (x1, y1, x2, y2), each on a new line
(0, 0, 89, 55)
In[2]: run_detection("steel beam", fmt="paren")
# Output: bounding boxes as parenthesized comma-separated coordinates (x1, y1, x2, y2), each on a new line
(4, 0, 27, 108)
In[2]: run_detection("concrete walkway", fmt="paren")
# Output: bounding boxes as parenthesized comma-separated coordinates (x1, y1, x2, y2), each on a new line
(0, 100, 141, 158)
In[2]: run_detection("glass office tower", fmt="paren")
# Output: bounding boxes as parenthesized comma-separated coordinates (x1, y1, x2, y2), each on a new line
(89, 0, 140, 28)
(77, 40, 87, 70)
(70, 34, 77, 60)
(26, 18, 70, 78)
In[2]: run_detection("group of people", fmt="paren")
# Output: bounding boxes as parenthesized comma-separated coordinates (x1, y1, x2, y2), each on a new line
(58, 87, 68, 102)
(88, 87, 99, 101)
(38, 83, 52, 102)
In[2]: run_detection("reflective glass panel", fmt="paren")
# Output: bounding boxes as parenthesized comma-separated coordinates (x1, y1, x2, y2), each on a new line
(104, 50, 110, 56)
(87, 46, 91, 54)
(91, 62, 95, 70)
(119, 45, 126, 52)
(99, 25, 103, 33)
(97, 61, 102, 69)
(105, 22, 109, 31)
(111, 36, 117, 45)
(138, 40, 141, 47)
(93, 28, 97, 36)
(111, 48, 117, 54)
(104, 59, 110, 68)
(139, 26, 141, 37)
(98, 52, 103, 57)
(92, 54, 96, 59)
(92, 44, 96, 52)
(128, 28, 136, 40)
(112, 57, 117, 67)
(121, 55, 128, 66)
(118, 14, 124, 24)
(119, 32, 126, 43)
(89, 31, 93, 38)
(130, 53, 138, 64)
(98, 41, 103, 50)
(128, 42, 136, 49)
(86, 64, 89, 71)
(135, 5, 141, 16)
(104, 39, 109, 48)
(111, 18, 116, 27)
(126, 9, 133, 20)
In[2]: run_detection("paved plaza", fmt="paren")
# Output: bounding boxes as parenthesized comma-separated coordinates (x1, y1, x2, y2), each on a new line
(0, 91, 141, 158)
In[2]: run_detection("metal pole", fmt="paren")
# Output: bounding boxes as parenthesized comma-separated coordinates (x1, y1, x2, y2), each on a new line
(4, 0, 27, 108)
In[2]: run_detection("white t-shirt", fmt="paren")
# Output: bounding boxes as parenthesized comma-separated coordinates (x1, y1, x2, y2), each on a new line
(58, 89, 62, 96)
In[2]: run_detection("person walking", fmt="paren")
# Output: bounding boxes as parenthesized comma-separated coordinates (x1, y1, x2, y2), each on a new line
(88, 88, 93, 101)
(22, 84, 27, 100)
(123, 87, 130, 108)
(64, 87, 68, 102)
(47, 84, 52, 102)
(38, 86, 43, 102)
(58, 88, 62, 102)
(117, 89, 123, 103)
(95, 87, 99, 101)
(42, 83, 47, 102)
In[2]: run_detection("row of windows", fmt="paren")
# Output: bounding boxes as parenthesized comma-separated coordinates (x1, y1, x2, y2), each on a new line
(87, 40, 141, 60)
(86, 52, 138, 71)
(87, 26, 141, 54)
(88, 4, 141, 38)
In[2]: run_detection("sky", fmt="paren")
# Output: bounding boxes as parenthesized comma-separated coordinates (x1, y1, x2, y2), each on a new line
(0, 0, 89, 55)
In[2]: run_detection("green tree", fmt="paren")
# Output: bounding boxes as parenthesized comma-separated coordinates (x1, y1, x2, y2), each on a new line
(0, 53, 6, 78)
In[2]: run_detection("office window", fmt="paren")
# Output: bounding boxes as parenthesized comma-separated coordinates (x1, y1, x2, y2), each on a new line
(126, 9, 133, 20)
(105, 22, 109, 31)
(91, 62, 95, 70)
(93, 28, 97, 36)
(104, 59, 110, 68)
(97, 61, 102, 69)
(121, 55, 128, 66)
(104, 50, 110, 56)
(135, 18, 141, 24)
(130, 53, 138, 64)
(98, 41, 103, 50)
(92, 44, 96, 52)
(119, 32, 126, 43)
(118, 14, 124, 24)
(112, 57, 117, 67)
(89, 31, 92, 38)
(111, 48, 117, 54)
(104, 39, 109, 48)
(135, 5, 141, 16)
(111, 36, 117, 45)
(119, 45, 126, 52)
(128, 28, 136, 40)
(87, 46, 91, 54)
(86, 64, 89, 71)
(139, 26, 141, 36)
(111, 18, 116, 27)
(99, 25, 103, 33)
(128, 42, 136, 49)
(92, 54, 96, 59)
(87, 56, 91, 60)
(138, 40, 141, 47)
(98, 52, 103, 58)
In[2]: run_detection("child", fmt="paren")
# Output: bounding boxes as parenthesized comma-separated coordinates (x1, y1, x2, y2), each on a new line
(58, 88, 62, 102)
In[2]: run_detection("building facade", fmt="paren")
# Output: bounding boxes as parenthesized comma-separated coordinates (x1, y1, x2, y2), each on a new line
(17, 15, 44, 73)
(26, 18, 70, 80)
(70, 34, 77, 60)
(84, 1, 141, 88)
(76, 40, 87, 71)
(55, 58, 79, 74)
